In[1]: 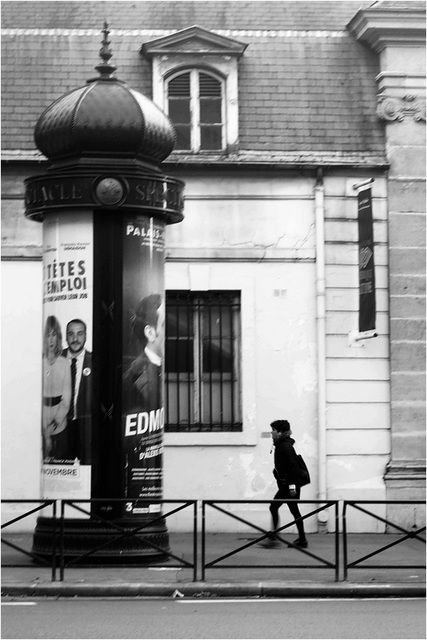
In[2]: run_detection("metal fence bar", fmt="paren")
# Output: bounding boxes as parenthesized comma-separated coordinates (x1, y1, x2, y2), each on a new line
(193, 500, 198, 582)
(204, 501, 335, 568)
(342, 500, 426, 581)
(1, 500, 58, 580)
(51, 500, 58, 582)
(347, 501, 426, 541)
(334, 501, 340, 582)
(57, 499, 198, 581)
(343, 501, 349, 580)
(201, 500, 206, 582)
(59, 500, 65, 581)
(1, 500, 55, 530)
(3, 499, 425, 584)
(201, 499, 340, 581)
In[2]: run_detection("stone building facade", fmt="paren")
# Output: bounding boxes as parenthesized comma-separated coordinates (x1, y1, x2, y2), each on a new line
(1, 1, 425, 532)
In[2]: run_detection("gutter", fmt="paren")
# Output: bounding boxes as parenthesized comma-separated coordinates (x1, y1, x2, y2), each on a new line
(314, 168, 328, 530)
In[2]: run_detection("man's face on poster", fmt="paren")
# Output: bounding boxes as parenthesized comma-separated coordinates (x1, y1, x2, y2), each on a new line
(67, 322, 87, 356)
(145, 302, 165, 359)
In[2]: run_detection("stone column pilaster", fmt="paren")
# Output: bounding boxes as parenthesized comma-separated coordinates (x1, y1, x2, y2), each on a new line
(349, 6, 426, 527)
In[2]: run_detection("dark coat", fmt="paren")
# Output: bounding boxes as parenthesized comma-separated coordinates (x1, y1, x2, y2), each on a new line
(122, 351, 162, 415)
(62, 348, 92, 464)
(273, 435, 301, 487)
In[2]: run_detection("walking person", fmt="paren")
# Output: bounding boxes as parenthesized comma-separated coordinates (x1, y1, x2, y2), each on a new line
(262, 419, 308, 548)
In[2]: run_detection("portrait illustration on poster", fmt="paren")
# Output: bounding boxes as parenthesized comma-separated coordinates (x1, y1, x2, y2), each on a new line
(41, 211, 93, 502)
(122, 216, 165, 515)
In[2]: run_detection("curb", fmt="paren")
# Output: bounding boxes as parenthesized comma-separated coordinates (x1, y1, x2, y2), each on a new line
(2, 582, 425, 599)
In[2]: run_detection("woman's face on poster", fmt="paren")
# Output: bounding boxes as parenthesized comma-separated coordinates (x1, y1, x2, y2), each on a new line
(47, 329, 57, 353)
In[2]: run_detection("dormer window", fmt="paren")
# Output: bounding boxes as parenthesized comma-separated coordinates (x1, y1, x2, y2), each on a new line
(141, 25, 247, 154)
(167, 70, 224, 151)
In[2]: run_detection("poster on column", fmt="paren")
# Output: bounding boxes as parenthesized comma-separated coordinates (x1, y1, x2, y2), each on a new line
(122, 215, 165, 518)
(41, 210, 93, 506)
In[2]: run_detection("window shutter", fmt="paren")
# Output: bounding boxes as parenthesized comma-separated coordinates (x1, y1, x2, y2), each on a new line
(168, 73, 191, 97)
(199, 73, 221, 97)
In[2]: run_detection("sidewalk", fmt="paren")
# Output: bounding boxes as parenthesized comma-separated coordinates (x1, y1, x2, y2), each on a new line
(2, 532, 425, 598)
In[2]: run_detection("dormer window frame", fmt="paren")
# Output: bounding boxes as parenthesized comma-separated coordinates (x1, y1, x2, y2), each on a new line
(141, 25, 247, 154)
(165, 67, 226, 152)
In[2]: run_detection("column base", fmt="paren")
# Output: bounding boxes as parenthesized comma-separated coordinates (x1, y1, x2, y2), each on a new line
(32, 516, 170, 562)
(384, 460, 426, 531)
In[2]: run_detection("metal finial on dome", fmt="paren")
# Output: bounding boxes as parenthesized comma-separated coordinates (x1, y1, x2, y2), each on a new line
(94, 21, 117, 79)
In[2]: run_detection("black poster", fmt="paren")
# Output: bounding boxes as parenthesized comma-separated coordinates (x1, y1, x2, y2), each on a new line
(122, 215, 165, 518)
(357, 187, 376, 333)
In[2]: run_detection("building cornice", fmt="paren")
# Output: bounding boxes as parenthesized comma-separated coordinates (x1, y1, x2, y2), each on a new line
(1, 149, 389, 169)
(348, 7, 426, 52)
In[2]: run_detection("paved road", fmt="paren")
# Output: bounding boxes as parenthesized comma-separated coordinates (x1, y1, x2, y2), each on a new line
(2, 597, 425, 639)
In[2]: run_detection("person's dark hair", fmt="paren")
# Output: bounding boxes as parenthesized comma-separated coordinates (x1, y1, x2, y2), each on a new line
(131, 294, 162, 347)
(43, 315, 63, 357)
(66, 318, 87, 334)
(270, 419, 291, 433)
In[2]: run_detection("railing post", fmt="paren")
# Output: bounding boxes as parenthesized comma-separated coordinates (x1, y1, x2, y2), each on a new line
(334, 501, 340, 582)
(342, 501, 348, 581)
(51, 500, 57, 582)
(201, 501, 206, 582)
(59, 500, 66, 582)
(193, 501, 198, 582)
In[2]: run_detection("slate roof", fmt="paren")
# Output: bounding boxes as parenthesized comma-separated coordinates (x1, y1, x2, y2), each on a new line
(1, 0, 388, 167)
(1, 1, 375, 31)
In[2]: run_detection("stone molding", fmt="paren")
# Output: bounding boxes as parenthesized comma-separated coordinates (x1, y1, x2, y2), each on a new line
(377, 94, 426, 122)
(384, 460, 426, 483)
(348, 7, 426, 52)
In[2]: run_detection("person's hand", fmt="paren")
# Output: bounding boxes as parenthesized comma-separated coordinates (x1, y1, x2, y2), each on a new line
(289, 484, 297, 497)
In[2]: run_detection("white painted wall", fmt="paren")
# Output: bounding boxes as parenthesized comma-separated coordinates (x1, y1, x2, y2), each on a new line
(2, 260, 43, 530)
(1, 170, 391, 533)
(323, 174, 390, 533)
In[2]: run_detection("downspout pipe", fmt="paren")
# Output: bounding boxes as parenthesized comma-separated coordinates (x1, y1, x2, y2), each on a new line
(314, 168, 328, 529)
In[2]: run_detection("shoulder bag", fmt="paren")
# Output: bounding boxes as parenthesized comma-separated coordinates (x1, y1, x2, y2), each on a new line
(296, 454, 311, 487)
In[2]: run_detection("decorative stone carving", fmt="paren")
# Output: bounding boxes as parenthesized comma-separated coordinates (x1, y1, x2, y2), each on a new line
(413, 100, 426, 122)
(377, 96, 404, 121)
(377, 94, 426, 122)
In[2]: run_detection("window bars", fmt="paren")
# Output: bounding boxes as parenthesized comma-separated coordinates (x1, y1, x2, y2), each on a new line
(165, 291, 242, 432)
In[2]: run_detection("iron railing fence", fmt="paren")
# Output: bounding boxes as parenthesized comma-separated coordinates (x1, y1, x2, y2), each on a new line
(58, 499, 198, 581)
(342, 500, 426, 581)
(1, 500, 58, 580)
(1, 499, 197, 582)
(201, 500, 340, 582)
(2, 499, 426, 583)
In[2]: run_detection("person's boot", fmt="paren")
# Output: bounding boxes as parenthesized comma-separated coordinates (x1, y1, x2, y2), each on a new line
(258, 532, 281, 548)
(289, 537, 308, 548)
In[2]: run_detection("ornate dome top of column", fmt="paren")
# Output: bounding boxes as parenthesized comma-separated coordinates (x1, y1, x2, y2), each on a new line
(34, 23, 176, 167)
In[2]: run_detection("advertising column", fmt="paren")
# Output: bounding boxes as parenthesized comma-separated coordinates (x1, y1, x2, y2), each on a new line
(24, 23, 185, 557)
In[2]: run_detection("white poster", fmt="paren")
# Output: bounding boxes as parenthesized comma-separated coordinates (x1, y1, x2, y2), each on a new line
(41, 210, 93, 504)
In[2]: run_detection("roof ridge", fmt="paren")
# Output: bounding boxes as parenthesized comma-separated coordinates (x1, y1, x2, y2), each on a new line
(1, 27, 349, 38)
